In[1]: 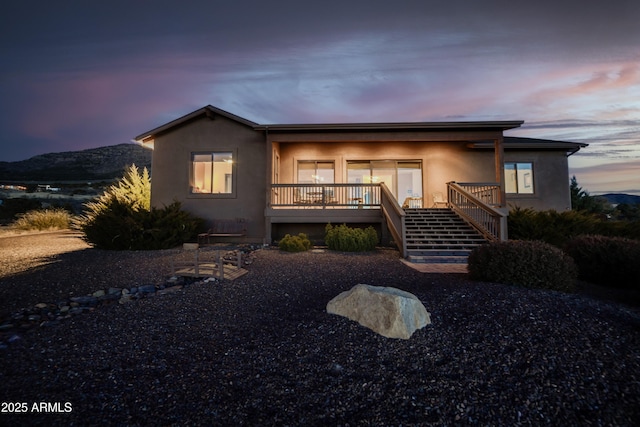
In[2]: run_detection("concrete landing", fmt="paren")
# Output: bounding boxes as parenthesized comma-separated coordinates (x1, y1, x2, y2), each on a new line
(400, 259, 468, 273)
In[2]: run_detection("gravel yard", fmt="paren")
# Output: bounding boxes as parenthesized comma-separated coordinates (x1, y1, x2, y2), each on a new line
(1, 231, 639, 426)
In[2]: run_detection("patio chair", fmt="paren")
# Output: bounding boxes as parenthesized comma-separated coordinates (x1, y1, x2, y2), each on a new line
(432, 192, 447, 208)
(293, 188, 311, 206)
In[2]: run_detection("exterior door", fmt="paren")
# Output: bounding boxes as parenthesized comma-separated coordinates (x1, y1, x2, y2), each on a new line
(347, 160, 422, 202)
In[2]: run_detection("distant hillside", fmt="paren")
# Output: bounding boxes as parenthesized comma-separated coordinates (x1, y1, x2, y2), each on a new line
(0, 143, 152, 181)
(600, 193, 640, 205)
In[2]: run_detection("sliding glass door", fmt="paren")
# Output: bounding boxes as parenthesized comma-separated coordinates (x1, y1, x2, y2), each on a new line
(347, 160, 422, 201)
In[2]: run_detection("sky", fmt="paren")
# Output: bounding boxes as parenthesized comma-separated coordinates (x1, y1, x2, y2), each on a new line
(1, 0, 638, 195)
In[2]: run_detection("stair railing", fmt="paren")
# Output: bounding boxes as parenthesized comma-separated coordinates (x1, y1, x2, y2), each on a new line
(447, 181, 507, 241)
(456, 182, 501, 206)
(380, 183, 407, 257)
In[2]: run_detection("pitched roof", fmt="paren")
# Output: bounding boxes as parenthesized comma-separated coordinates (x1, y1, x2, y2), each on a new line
(134, 105, 524, 144)
(134, 105, 259, 143)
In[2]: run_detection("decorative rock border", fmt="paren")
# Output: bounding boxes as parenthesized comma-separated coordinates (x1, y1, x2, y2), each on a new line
(0, 276, 215, 349)
(0, 245, 259, 349)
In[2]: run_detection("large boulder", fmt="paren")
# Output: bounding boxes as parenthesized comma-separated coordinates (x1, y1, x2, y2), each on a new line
(326, 284, 431, 339)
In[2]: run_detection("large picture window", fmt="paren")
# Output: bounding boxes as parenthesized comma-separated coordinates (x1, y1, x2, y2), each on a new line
(505, 162, 534, 194)
(191, 152, 234, 194)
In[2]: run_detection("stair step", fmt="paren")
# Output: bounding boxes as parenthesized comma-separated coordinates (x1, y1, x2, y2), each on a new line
(407, 255, 469, 264)
(402, 208, 489, 263)
(405, 240, 482, 245)
(406, 233, 481, 238)
(407, 233, 476, 237)
(407, 249, 472, 256)
(406, 247, 479, 252)
(406, 246, 479, 252)
(405, 236, 485, 241)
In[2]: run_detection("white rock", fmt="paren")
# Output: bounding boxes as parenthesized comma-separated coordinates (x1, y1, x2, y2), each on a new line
(326, 284, 431, 339)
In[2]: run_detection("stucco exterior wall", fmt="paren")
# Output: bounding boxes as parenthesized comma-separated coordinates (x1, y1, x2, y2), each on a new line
(144, 107, 576, 245)
(505, 150, 571, 211)
(150, 115, 266, 242)
(276, 140, 497, 206)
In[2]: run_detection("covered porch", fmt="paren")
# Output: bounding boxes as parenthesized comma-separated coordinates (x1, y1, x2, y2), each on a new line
(260, 119, 522, 249)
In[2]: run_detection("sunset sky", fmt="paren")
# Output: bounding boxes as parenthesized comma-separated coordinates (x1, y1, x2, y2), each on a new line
(1, 0, 638, 194)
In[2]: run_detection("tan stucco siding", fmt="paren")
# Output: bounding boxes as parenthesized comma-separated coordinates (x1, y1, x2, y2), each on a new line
(505, 151, 571, 211)
(277, 140, 496, 203)
(150, 115, 266, 242)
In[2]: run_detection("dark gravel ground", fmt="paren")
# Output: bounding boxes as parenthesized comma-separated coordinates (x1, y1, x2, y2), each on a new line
(1, 231, 639, 426)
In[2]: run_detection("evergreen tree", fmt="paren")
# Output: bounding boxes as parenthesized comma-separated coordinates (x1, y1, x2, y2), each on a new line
(570, 176, 611, 214)
(570, 175, 587, 210)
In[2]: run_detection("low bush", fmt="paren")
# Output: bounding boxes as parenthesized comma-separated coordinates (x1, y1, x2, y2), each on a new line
(80, 200, 205, 250)
(508, 206, 640, 246)
(564, 235, 640, 289)
(507, 207, 600, 247)
(324, 223, 378, 252)
(278, 233, 312, 252)
(468, 240, 578, 292)
(594, 219, 640, 241)
(12, 208, 72, 231)
(75, 165, 205, 250)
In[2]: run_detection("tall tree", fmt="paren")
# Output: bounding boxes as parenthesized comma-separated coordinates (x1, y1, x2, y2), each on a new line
(570, 176, 610, 214)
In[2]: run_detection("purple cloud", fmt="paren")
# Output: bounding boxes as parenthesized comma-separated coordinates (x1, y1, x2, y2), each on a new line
(1, 0, 639, 195)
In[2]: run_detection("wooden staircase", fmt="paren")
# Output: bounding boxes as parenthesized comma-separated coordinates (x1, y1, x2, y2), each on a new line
(404, 208, 488, 264)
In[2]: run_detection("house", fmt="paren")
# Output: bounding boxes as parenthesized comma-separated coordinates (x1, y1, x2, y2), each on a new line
(134, 105, 586, 261)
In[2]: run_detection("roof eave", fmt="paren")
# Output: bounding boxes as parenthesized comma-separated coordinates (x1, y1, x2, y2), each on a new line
(255, 120, 524, 132)
(468, 137, 589, 155)
(133, 105, 259, 143)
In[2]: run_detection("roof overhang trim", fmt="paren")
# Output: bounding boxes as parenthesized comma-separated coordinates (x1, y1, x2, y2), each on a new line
(468, 137, 588, 155)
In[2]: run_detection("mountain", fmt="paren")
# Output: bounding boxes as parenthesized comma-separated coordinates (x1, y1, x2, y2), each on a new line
(0, 144, 152, 182)
(599, 193, 640, 205)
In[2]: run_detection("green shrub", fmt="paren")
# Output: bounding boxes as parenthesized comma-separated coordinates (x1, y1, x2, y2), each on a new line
(564, 235, 640, 289)
(12, 208, 72, 231)
(468, 240, 578, 292)
(76, 164, 151, 229)
(508, 206, 640, 246)
(143, 202, 205, 249)
(594, 219, 640, 241)
(508, 207, 600, 247)
(324, 223, 378, 252)
(80, 200, 204, 250)
(75, 166, 204, 250)
(80, 199, 145, 250)
(278, 233, 312, 252)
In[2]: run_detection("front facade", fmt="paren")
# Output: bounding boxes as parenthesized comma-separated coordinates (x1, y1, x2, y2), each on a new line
(135, 105, 586, 248)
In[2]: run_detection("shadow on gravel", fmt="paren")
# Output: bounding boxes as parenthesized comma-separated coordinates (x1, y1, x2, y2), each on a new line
(0, 247, 179, 314)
